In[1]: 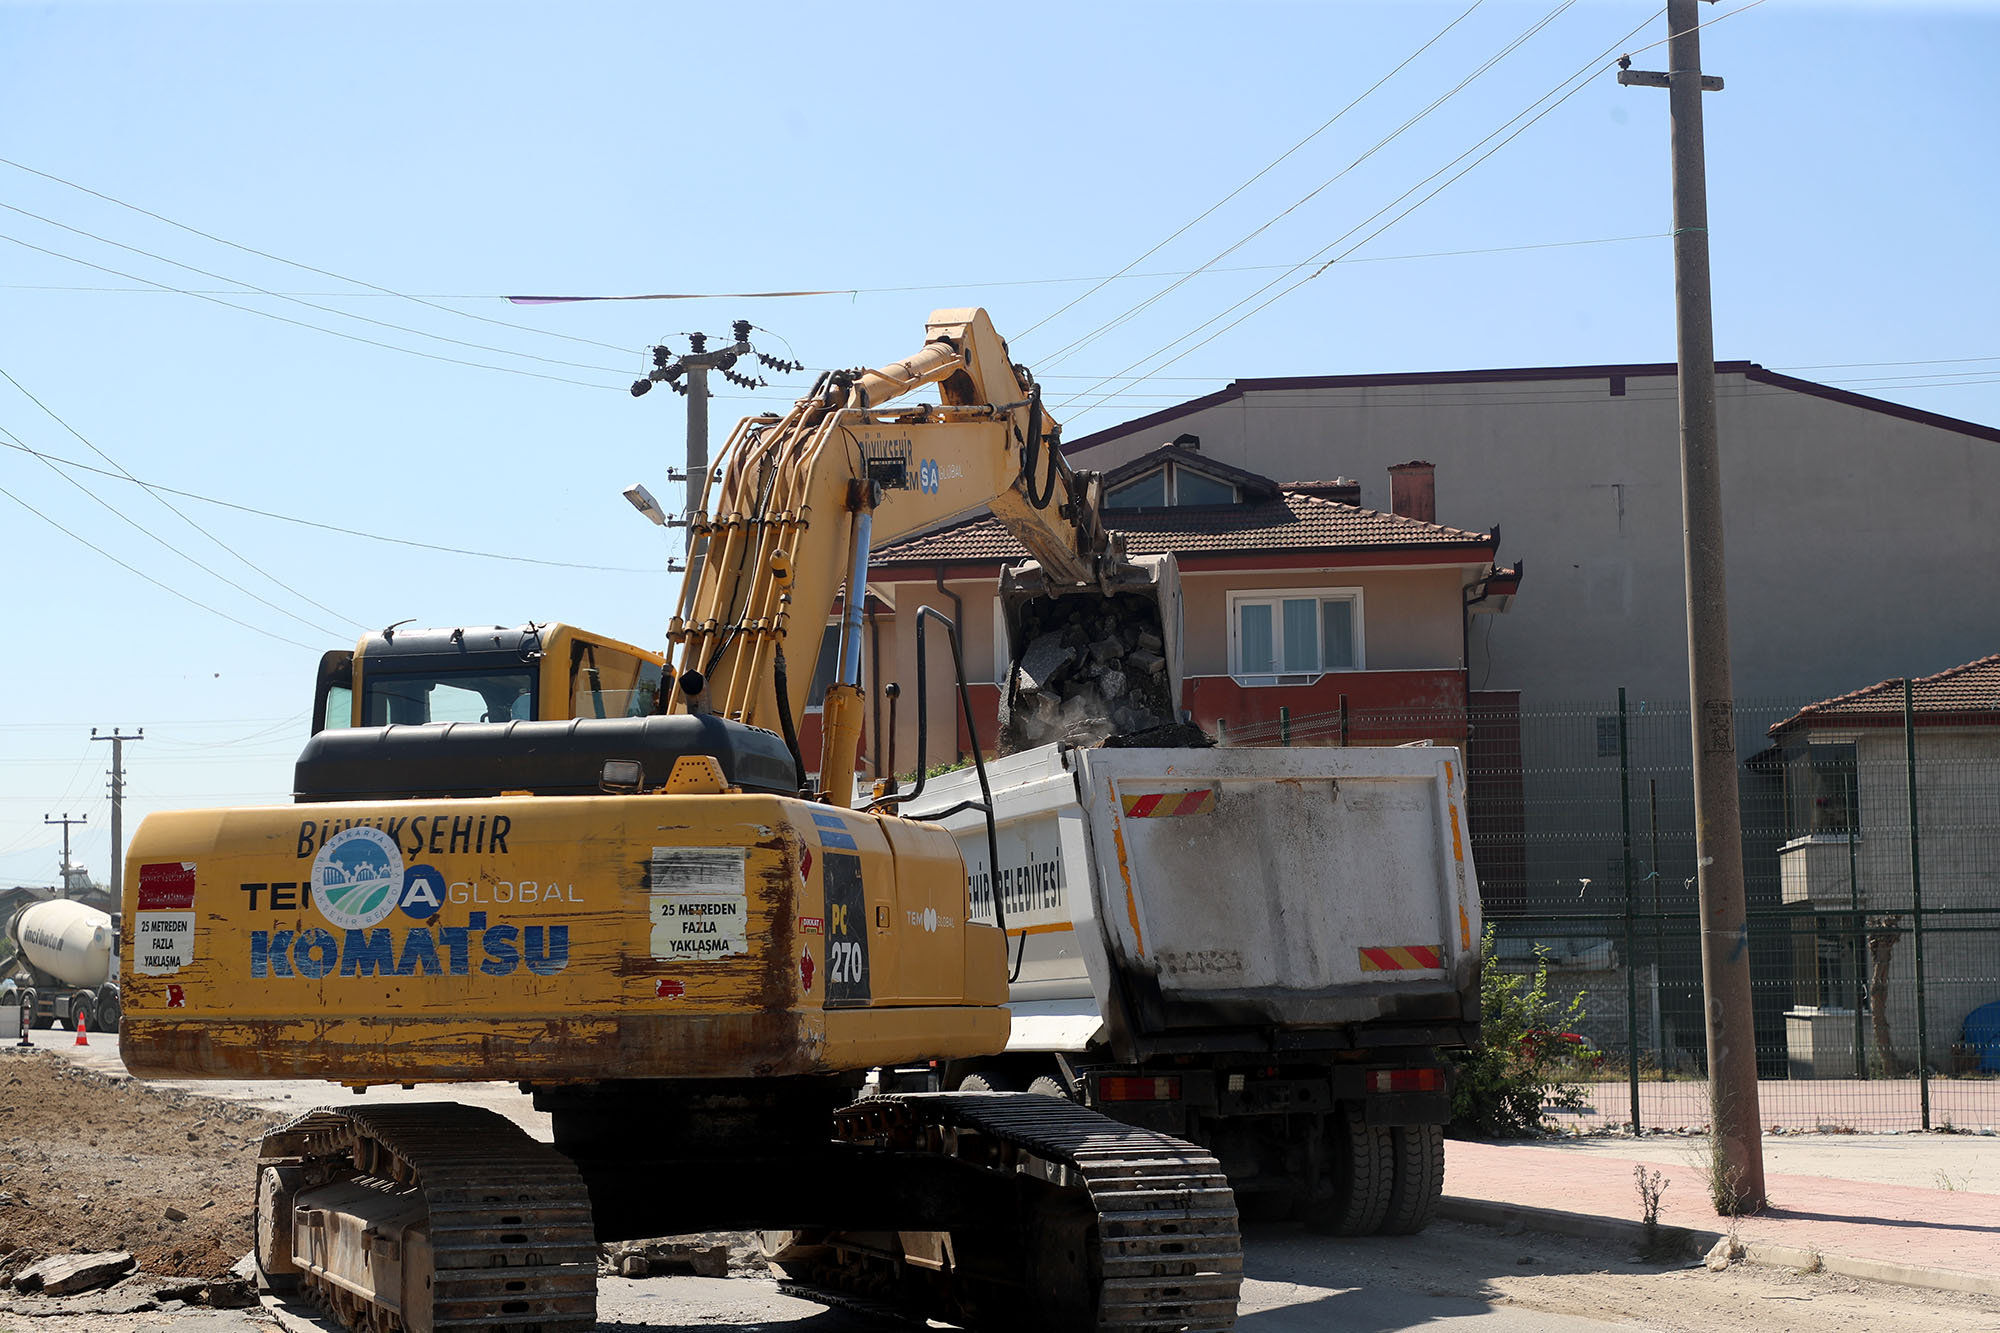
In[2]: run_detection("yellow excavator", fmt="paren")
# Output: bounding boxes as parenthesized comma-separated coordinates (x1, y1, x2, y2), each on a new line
(119, 310, 1241, 1332)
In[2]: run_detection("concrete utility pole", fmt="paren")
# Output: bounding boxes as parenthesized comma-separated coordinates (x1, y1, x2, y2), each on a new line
(90, 728, 143, 907)
(630, 321, 802, 596)
(1620, 0, 1766, 1212)
(42, 812, 86, 889)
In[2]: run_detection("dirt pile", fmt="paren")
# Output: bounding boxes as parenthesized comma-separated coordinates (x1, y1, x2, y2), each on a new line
(999, 592, 1179, 751)
(0, 1050, 279, 1281)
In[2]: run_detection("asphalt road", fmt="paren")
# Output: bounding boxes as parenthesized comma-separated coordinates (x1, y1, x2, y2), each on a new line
(14, 1028, 2000, 1332)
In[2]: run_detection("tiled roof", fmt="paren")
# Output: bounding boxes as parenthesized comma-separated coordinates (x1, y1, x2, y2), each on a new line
(872, 491, 1494, 566)
(1769, 654, 2000, 735)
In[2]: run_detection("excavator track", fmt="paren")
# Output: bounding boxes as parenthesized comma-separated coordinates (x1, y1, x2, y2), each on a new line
(256, 1103, 597, 1333)
(807, 1092, 1243, 1332)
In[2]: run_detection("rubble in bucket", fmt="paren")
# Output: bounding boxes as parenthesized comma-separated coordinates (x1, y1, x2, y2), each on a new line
(995, 553, 1210, 752)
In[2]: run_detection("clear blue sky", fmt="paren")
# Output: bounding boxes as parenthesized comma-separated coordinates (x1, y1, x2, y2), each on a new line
(3, 0, 1995, 886)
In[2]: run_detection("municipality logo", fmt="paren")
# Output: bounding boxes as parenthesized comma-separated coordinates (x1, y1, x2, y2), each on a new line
(312, 826, 405, 930)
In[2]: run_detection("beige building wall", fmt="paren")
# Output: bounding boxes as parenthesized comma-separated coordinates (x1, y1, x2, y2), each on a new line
(1070, 370, 2000, 714)
(1782, 726, 2000, 1074)
(1178, 567, 1466, 676)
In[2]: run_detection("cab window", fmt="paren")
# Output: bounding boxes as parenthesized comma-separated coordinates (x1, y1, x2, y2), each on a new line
(363, 671, 536, 725)
(570, 643, 665, 718)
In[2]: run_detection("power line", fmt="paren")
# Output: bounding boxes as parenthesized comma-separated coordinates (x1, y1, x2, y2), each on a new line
(0, 154, 639, 357)
(0, 232, 627, 391)
(0, 364, 367, 631)
(0, 231, 1668, 300)
(0, 202, 632, 378)
(0, 480, 317, 649)
(1057, 8, 1672, 421)
(1033, 0, 1586, 374)
(1016, 0, 1489, 340)
(1775, 355, 2000, 373)
(4, 424, 349, 638)
(0, 435, 662, 573)
(0, 199, 632, 377)
(1617, 0, 1772, 64)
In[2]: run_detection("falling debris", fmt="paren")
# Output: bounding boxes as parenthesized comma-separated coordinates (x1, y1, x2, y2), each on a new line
(1000, 592, 1183, 751)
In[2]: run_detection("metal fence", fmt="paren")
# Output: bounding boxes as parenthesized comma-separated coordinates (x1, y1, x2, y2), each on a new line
(1221, 686, 2000, 1132)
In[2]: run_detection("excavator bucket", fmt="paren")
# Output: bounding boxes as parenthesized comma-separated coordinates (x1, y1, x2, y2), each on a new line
(996, 552, 1187, 751)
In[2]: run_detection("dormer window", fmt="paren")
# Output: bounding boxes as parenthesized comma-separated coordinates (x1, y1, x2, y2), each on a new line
(1107, 463, 1240, 509)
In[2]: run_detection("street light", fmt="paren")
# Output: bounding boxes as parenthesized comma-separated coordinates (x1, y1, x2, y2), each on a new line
(623, 483, 668, 526)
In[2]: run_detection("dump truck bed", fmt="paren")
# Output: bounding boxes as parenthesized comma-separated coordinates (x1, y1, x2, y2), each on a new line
(920, 743, 1482, 1062)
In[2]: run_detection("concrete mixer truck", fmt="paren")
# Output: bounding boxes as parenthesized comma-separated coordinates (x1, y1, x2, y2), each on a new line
(5, 898, 122, 1033)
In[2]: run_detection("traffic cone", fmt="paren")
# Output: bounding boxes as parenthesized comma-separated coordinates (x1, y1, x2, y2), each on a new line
(74, 1014, 87, 1046)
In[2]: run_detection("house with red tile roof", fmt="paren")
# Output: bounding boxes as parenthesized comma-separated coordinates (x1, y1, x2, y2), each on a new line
(1763, 655, 2000, 1079)
(1062, 361, 2000, 715)
(797, 441, 1520, 798)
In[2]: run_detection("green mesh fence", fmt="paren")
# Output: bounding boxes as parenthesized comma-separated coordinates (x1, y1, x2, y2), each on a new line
(1220, 688, 2000, 1132)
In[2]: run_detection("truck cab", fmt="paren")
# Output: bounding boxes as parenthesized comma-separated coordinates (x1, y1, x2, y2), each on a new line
(313, 623, 666, 734)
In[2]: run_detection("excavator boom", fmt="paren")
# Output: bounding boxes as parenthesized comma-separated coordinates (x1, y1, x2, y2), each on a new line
(664, 309, 1134, 752)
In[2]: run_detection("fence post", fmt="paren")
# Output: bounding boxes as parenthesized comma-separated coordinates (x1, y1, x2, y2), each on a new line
(1620, 688, 1642, 1133)
(1903, 679, 1930, 1129)
(1279, 706, 1291, 747)
(1338, 694, 1349, 747)
(1848, 770, 1866, 1079)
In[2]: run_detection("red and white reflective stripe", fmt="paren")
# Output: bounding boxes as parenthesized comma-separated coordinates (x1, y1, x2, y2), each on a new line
(1120, 790, 1216, 818)
(1358, 944, 1443, 972)
(1369, 1068, 1444, 1093)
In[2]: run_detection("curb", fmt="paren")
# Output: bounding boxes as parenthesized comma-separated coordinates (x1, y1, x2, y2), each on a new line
(1439, 1196, 2000, 1299)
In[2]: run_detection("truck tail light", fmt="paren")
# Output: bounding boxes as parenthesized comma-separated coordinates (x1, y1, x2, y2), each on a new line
(1099, 1076, 1182, 1102)
(1368, 1068, 1444, 1093)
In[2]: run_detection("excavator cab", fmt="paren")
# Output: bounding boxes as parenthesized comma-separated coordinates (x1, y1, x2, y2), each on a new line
(311, 623, 666, 734)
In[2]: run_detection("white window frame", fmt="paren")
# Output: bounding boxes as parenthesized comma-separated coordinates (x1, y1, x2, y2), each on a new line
(1226, 587, 1365, 686)
(1107, 463, 1240, 509)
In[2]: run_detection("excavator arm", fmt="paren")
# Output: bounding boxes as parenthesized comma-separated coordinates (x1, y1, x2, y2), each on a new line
(662, 309, 1131, 794)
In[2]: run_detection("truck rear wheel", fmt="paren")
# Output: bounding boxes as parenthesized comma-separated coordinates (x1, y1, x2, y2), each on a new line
(1025, 1075, 1070, 1100)
(1308, 1110, 1391, 1236)
(68, 993, 96, 1035)
(1378, 1123, 1445, 1235)
(956, 1070, 1015, 1093)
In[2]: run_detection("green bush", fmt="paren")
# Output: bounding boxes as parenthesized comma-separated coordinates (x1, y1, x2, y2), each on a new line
(1449, 927, 1591, 1137)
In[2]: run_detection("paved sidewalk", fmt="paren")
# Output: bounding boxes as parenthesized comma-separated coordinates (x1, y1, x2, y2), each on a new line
(1443, 1133, 2000, 1296)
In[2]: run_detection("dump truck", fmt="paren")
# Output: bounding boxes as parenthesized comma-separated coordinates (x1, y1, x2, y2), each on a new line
(119, 309, 1240, 1332)
(7, 897, 122, 1033)
(887, 741, 1481, 1232)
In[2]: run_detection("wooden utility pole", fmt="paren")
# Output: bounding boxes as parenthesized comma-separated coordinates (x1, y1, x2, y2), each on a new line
(90, 728, 143, 908)
(1619, 0, 1766, 1212)
(41, 812, 86, 889)
(630, 322, 801, 595)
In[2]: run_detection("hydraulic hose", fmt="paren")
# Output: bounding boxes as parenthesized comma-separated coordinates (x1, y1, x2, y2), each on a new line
(1021, 384, 1060, 510)
(771, 647, 811, 794)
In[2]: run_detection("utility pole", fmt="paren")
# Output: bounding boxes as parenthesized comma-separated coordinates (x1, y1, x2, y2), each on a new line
(90, 728, 143, 908)
(1620, 0, 1765, 1212)
(42, 812, 87, 891)
(630, 321, 802, 595)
